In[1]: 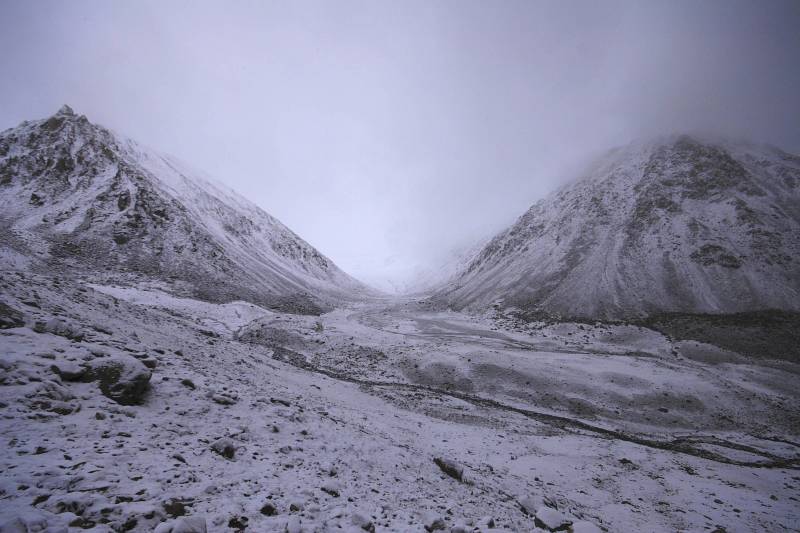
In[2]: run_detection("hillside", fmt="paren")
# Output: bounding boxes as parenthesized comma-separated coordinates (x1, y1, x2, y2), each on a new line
(434, 135, 800, 320)
(0, 106, 371, 313)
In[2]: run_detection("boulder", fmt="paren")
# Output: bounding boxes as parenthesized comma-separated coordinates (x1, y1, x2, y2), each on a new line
(260, 503, 277, 516)
(210, 437, 236, 459)
(140, 357, 158, 369)
(423, 512, 446, 532)
(321, 481, 342, 497)
(154, 517, 207, 533)
(163, 499, 188, 517)
(228, 516, 248, 531)
(0, 513, 54, 533)
(33, 318, 84, 341)
(518, 496, 540, 516)
(433, 457, 464, 482)
(534, 507, 572, 532)
(211, 393, 237, 406)
(0, 302, 24, 329)
(50, 361, 87, 382)
(351, 512, 375, 532)
(86, 355, 151, 405)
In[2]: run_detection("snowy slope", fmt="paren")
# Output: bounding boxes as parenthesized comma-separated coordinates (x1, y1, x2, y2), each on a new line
(1, 271, 797, 532)
(0, 106, 371, 312)
(434, 135, 800, 319)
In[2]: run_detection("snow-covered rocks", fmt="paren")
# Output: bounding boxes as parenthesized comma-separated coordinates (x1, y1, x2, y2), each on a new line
(422, 511, 446, 531)
(0, 512, 54, 533)
(259, 502, 277, 516)
(320, 480, 342, 497)
(210, 437, 236, 459)
(153, 516, 207, 533)
(85, 354, 151, 405)
(0, 302, 24, 329)
(210, 391, 238, 406)
(23, 380, 80, 416)
(350, 512, 375, 532)
(433, 456, 465, 482)
(518, 496, 541, 516)
(235, 323, 307, 350)
(33, 318, 84, 341)
(49, 361, 86, 382)
(533, 507, 572, 531)
(570, 520, 603, 533)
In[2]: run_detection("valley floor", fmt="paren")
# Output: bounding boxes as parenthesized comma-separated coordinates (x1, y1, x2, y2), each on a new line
(1, 273, 799, 532)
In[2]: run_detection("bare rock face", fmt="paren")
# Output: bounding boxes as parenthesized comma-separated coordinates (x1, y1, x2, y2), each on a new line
(86, 355, 151, 405)
(435, 135, 800, 320)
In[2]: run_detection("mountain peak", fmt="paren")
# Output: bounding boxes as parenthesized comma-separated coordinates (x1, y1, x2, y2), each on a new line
(55, 104, 75, 116)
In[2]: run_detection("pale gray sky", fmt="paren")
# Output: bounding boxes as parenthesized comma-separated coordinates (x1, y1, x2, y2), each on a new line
(2, 1, 799, 290)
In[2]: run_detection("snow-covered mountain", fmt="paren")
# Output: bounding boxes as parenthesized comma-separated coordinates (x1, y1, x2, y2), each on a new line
(0, 105, 370, 313)
(434, 135, 800, 319)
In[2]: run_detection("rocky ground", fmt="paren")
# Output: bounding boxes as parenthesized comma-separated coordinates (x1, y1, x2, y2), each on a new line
(1, 272, 799, 532)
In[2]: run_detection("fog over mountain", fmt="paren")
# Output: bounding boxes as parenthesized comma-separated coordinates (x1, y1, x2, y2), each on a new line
(1, 0, 799, 290)
(434, 135, 800, 318)
(2, 3, 800, 533)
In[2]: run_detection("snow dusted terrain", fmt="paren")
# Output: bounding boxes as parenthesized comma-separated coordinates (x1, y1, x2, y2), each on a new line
(435, 135, 800, 319)
(1, 110, 799, 533)
(1, 277, 798, 532)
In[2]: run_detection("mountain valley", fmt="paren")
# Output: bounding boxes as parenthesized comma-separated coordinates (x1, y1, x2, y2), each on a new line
(1, 109, 799, 533)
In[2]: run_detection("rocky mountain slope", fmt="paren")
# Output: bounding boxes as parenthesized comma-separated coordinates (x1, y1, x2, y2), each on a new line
(434, 135, 800, 320)
(0, 106, 370, 314)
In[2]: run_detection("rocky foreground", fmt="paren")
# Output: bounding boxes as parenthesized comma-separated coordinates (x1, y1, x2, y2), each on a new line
(1, 272, 799, 532)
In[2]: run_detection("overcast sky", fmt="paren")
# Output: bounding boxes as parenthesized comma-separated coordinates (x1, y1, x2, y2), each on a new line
(2, 1, 799, 291)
